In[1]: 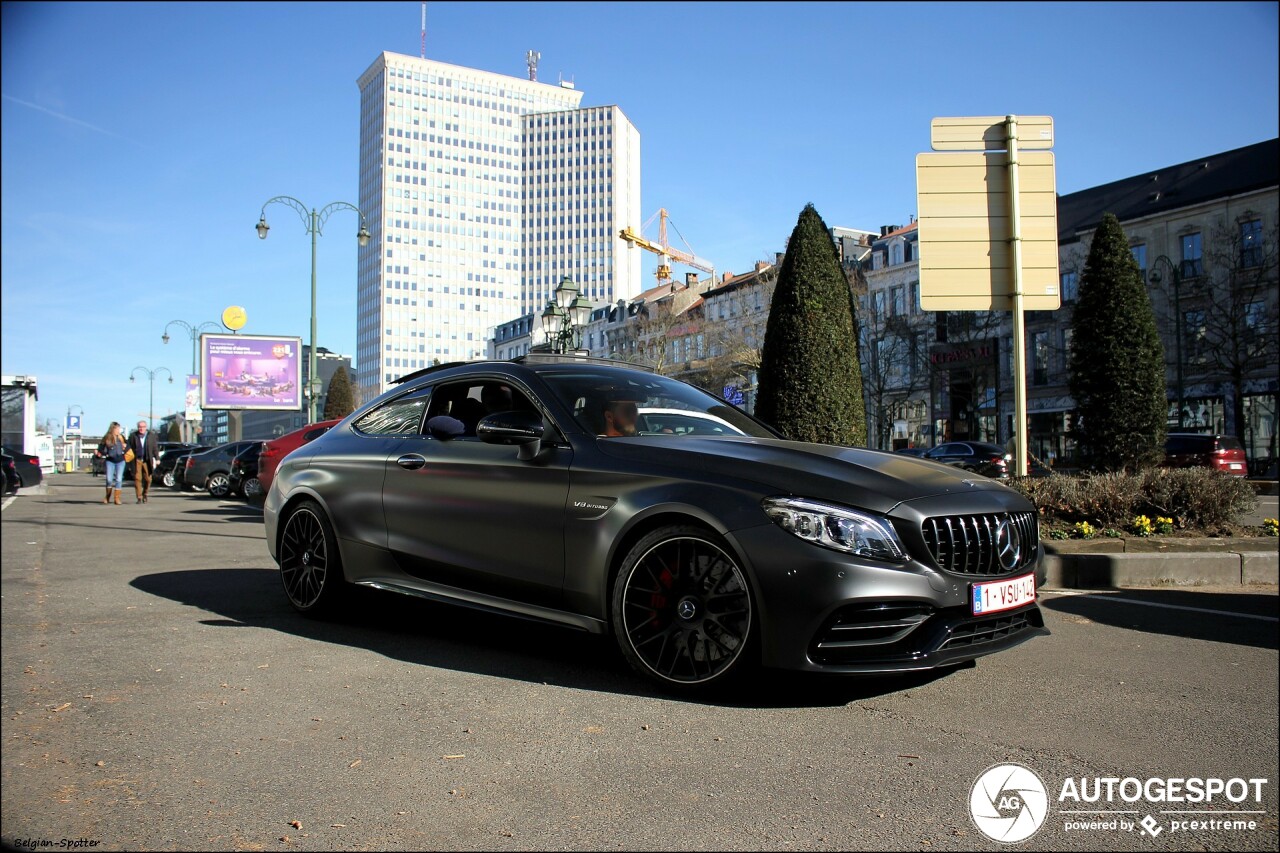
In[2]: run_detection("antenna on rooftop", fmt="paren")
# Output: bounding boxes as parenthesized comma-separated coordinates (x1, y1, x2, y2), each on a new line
(526, 50, 540, 82)
(420, 3, 426, 59)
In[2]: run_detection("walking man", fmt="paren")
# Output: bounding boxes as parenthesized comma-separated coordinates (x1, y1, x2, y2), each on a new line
(127, 420, 161, 503)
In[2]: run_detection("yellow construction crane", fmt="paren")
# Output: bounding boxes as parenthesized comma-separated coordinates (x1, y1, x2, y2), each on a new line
(619, 208, 715, 285)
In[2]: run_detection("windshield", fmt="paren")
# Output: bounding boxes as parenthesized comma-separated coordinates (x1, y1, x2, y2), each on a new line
(540, 369, 776, 439)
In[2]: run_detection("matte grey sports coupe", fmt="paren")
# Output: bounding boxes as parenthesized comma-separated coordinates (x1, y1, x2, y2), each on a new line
(264, 355, 1047, 693)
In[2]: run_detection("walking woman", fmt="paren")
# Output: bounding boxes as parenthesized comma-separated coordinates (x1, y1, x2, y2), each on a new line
(96, 421, 128, 505)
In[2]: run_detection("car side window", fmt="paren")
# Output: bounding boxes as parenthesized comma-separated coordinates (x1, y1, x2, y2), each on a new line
(354, 387, 433, 435)
(423, 379, 537, 438)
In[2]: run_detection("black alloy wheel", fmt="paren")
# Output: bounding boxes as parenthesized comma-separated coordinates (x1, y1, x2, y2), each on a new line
(612, 526, 755, 690)
(206, 472, 231, 498)
(278, 500, 343, 615)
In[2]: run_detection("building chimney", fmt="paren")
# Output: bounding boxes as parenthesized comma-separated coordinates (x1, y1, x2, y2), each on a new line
(685, 272, 699, 288)
(722, 271, 733, 283)
(775, 252, 784, 265)
(755, 261, 769, 273)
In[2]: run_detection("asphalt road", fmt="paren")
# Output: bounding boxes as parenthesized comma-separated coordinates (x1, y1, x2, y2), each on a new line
(3, 474, 1277, 852)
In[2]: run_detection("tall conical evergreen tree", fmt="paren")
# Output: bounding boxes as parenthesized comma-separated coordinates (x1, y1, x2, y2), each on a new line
(322, 366, 357, 421)
(1068, 213, 1167, 471)
(756, 204, 866, 445)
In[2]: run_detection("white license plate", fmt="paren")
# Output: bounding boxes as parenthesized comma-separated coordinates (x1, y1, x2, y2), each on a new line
(1228, 463, 1243, 470)
(972, 573, 1036, 615)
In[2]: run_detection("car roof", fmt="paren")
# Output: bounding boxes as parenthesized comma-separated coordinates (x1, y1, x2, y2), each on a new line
(390, 355, 654, 387)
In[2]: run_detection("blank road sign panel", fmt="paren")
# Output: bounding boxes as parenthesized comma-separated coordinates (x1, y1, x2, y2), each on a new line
(930, 115, 1054, 151)
(916, 150, 1060, 311)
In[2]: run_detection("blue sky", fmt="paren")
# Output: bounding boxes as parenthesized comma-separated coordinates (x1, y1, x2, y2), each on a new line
(2, 1, 1277, 437)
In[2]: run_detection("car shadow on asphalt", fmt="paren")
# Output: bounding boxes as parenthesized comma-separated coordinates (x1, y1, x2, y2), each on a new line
(1041, 590, 1278, 650)
(130, 567, 963, 708)
(178, 504, 264, 522)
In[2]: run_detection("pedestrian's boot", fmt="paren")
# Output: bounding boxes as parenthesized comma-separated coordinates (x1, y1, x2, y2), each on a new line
(113, 489, 122, 505)
(103, 485, 112, 504)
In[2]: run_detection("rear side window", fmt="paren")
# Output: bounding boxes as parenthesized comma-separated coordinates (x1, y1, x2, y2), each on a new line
(1165, 435, 1202, 454)
(1216, 436, 1244, 452)
(354, 387, 432, 435)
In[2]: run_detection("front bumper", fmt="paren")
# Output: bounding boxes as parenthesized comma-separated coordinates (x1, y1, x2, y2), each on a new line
(727, 522, 1048, 674)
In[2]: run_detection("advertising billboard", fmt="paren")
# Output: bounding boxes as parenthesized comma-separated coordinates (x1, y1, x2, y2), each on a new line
(184, 374, 202, 421)
(200, 334, 303, 411)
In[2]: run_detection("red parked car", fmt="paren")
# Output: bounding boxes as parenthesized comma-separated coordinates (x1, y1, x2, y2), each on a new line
(1163, 433, 1248, 477)
(258, 419, 340, 495)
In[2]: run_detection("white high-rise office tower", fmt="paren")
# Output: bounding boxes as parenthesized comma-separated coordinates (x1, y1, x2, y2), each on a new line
(355, 51, 642, 401)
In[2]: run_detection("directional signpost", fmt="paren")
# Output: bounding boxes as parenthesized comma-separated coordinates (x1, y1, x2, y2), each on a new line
(916, 115, 1060, 475)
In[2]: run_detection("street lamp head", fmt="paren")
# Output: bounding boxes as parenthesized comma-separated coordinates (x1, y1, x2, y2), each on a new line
(162, 333, 170, 345)
(540, 301, 563, 336)
(357, 225, 371, 247)
(256, 217, 270, 240)
(130, 376, 136, 383)
(554, 276, 579, 311)
(570, 294, 593, 328)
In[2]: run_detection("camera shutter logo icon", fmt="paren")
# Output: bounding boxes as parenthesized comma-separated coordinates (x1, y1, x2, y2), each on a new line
(969, 763, 1049, 843)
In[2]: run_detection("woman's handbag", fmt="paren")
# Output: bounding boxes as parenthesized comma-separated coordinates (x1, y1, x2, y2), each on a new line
(124, 447, 136, 463)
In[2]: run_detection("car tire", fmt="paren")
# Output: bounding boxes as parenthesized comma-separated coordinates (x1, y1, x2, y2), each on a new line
(161, 470, 176, 488)
(278, 499, 344, 616)
(611, 525, 756, 692)
(206, 472, 231, 498)
(241, 476, 263, 500)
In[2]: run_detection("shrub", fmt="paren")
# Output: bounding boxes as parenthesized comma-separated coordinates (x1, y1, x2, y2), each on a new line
(1008, 468, 1256, 532)
(1136, 468, 1256, 529)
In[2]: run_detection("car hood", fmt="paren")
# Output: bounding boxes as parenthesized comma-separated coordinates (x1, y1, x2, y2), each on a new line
(596, 435, 1021, 514)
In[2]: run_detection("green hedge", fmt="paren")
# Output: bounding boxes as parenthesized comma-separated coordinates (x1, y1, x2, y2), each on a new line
(1008, 468, 1258, 531)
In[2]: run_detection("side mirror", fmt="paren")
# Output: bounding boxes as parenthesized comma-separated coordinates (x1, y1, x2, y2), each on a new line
(478, 410, 546, 461)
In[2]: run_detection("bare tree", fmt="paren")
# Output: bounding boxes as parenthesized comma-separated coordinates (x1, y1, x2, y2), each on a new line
(691, 266, 778, 398)
(1155, 216, 1279, 455)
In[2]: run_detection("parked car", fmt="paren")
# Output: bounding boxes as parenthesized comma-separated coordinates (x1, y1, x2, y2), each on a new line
(170, 448, 204, 490)
(1163, 433, 1248, 477)
(2, 450, 21, 495)
(258, 419, 340, 496)
(894, 447, 929, 458)
(265, 356, 1047, 694)
(151, 442, 203, 487)
(922, 441, 1012, 478)
(181, 440, 261, 497)
(227, 442, 267, 499)
(0, 445, 43, 489)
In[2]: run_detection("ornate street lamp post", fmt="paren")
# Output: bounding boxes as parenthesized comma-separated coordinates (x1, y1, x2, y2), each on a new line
(163, 320, 220, 442)
(539, 276, 593, 354)
(256, 196, 370, 422)
(129, 367, 173, 431)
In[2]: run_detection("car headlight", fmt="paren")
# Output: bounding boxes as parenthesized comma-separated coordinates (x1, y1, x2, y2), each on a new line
(762, 497, 907, 563)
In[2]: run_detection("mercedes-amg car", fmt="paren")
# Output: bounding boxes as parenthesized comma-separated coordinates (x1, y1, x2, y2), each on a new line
(264, 356, 1046, 693)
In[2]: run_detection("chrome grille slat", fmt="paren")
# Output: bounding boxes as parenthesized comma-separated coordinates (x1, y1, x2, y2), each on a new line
(921, 511, 1038, 576)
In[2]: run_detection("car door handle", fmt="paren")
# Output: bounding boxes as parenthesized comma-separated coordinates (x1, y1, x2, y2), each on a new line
(396, 454, 426, 471)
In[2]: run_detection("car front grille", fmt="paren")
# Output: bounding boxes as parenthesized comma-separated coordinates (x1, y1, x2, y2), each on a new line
(938, 608, 1041, 651)
(921, 511, 1038, 576)
(808, 602, 1045, 667)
